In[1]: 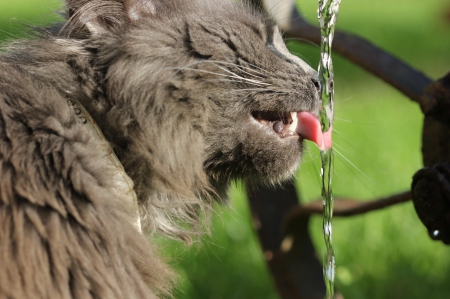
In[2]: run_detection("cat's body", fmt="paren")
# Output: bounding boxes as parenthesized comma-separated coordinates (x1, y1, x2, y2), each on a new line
(0, 0, 326, 298)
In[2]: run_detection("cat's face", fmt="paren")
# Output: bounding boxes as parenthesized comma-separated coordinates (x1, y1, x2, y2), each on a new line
(183, 13, 322, 184)
(70, 0, 325, 191)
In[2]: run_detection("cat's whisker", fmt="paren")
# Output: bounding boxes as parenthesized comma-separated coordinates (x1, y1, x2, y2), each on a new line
(333, 142, 380, 186)
(204, 78, 242, 83)
(333, 142, 361, 162)
(205, 78, 271, 88)
(169, 67, 268, 87)
(303, 146, 322, 184)
(0, 28, 24, 40)
(333, 147, 375, 185)
(333, 148, 379, 195)
(233, 65, 268, 78)
(335, 96, 355, 104)
(174, 59, 266, 79)
(287, 50, 311, 64)
(204, 79, 287, 94)
(284, 37, 320, 48)
(226, 88, 269, 92)
(212, 53, 270, 79)
(171, 60, 270, 86)
(208, 64, 271, 86)
(238, 59, 271, 76)
(202, 60, 267, 79)
(222, 65, 265, 80)
(217, 54, 270, 76)
(224, 88, 286, 95)
(224, 89, 267, 94)
(334, 117, 354, 123)
(333, 136, 378, 163)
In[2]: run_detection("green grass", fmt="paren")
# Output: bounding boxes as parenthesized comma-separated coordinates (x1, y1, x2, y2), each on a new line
(1, 0, 450, 298)
(158, 187, 279, 299)
(0, 0, 62, 40)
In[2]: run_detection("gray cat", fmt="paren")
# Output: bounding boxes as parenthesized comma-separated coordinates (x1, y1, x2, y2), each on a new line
(0, 0, 330, 298)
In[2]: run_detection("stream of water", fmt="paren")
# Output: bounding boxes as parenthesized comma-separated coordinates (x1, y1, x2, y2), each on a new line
(318, 0, 341, 298)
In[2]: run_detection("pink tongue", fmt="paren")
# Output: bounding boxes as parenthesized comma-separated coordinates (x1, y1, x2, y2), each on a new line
(296, 111, 332, 150)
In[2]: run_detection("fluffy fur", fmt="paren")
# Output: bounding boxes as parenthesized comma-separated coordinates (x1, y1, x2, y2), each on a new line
(0, 0, 320, 298)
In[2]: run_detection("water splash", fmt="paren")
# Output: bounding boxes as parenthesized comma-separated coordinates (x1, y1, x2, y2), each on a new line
(318, 0, 341, 298)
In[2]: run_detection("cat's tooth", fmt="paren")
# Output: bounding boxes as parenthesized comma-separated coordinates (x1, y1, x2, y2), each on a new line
(257, 113, 263, 120)
(288, 112, 298, 132)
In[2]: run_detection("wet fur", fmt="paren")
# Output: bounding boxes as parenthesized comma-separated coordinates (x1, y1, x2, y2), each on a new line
(0, 0, 320, 298)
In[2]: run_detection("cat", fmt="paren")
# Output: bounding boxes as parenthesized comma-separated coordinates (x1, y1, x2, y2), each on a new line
(0, 0, 330, 298)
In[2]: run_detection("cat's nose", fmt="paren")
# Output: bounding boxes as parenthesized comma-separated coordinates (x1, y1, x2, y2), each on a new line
(311, 77, 320, 93)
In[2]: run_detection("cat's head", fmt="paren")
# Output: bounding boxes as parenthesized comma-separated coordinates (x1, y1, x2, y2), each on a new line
(64, 0, 329, 199)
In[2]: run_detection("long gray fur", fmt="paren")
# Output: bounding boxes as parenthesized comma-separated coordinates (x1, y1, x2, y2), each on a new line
(0, 0, 320, 298)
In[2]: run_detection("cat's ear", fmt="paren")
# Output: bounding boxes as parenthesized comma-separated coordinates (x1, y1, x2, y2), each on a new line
(66, 0, 158, 35)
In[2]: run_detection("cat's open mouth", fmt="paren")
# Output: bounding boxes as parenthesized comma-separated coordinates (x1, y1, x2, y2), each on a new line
(251, 111, 298, 138)
(251, 110, 333, 150)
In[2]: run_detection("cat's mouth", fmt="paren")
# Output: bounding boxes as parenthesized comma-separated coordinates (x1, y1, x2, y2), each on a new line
(251, 111, 332, 150)
(252, 111, 298, 138)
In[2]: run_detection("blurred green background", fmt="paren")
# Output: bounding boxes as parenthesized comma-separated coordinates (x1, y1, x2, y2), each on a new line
(1, 0, 450, 298)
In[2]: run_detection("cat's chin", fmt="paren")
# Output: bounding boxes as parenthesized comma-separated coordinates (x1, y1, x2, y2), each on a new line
(240, 119, 303, 181)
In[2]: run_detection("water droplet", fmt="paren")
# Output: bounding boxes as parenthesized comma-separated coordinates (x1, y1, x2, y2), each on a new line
(324, 221, 333, 236)
(324, 257, 335, 282)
